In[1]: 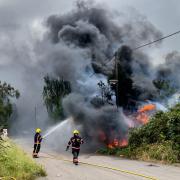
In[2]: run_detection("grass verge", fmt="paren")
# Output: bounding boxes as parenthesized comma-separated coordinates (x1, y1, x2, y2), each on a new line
(0, 139, 46, 180)
(98, 141, 179, 164)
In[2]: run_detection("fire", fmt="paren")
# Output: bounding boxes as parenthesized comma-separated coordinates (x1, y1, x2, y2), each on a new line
(103, 104, 156, 149)
(136, 112, 149, 124)
(108, 144, 114, 149)
(138, 104, 156, 113)
(119, 139, 128, 147)
(137, 104, 156, 124)
(107, 138, 128, 149)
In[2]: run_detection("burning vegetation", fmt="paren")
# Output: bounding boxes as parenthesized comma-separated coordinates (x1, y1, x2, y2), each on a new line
(98, 103, 180, 163)
(136, 104, 156, 124)
(96, 103, 156, 149)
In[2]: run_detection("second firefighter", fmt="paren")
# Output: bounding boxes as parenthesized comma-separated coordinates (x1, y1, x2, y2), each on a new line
(33, 128, 43, 158)
(66, 130, 84, 165)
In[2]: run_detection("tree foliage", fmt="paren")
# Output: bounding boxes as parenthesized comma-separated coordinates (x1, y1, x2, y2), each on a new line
(43, 75, 71, 119)
(97, 81, 113, 104)
(0, 81, 20, 129)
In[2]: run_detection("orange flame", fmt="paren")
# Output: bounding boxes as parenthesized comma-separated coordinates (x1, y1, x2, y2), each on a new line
(119, 139, 128, 147)
(136, 112, 149, 124)
(138, 104, 156, 113)
(137, 104, 156, 124)
(107, 138, 128, 149)
(105, 104, 156, 149)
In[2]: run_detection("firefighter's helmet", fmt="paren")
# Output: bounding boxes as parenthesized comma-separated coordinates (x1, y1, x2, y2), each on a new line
(36, 128, 41, 133)
(73, 130, 79, 134)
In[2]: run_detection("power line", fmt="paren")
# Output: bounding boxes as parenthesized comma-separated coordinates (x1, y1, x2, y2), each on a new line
(90, 29, 180, 77)
(133, 30, 180, 50)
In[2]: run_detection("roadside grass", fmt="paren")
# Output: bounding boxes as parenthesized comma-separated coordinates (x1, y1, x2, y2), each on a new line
(134, 141, 179, 163)
(0, 139, 46, 180)
(98, 141, 179, 164)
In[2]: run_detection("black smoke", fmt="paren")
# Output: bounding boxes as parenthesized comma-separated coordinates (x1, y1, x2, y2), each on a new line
(156, 51, 180, 89)
(46, 0, 162, 77)
(40, 1, 179, 147)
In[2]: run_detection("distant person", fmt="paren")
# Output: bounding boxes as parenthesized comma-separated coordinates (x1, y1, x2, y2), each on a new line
(0, 129, 8, 140)
(33, 128, 43, 158)
(66, 130, 84, 165)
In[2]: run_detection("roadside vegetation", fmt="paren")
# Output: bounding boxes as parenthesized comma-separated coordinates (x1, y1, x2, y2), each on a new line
(0, 139, 46, 180)
(98, 103, 180, 164)
(0, 80, 46, 179)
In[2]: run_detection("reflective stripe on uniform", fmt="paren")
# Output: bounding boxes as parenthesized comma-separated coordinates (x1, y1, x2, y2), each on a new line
(34, 142, 41, 144)
(72, 147, 80, 150)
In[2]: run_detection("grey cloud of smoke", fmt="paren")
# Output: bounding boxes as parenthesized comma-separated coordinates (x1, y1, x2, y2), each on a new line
(156, 51, 180, 89)
(41, 1, 165, 145)
(62, 93, 129, 148)
(0, 0, 179, 148)
(46, 1, 162, 77)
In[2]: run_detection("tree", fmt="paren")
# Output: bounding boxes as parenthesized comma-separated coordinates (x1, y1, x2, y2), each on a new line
(0, 81, 20, 129)
(43, 75, 71, 119)
(99, 81, 113, 104)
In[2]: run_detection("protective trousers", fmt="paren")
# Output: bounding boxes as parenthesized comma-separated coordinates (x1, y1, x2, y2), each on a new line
(72, 149, 80, 164)
(33, 144, 41, 157)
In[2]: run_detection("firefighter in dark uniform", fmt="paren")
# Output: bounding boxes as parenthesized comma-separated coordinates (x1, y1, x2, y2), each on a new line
(66, 130, 84, 165)
(33, 128, 43, 158)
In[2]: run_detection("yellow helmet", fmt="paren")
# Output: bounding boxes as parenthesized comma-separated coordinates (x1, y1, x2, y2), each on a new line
(36, 128, 41, 133)
(73, 130, 79, 134)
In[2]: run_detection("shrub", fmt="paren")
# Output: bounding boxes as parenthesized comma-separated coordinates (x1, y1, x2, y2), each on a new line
(135, 141, 179, 163)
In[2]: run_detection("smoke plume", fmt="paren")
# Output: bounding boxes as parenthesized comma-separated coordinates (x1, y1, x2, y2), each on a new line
(2, 1, 179, 149)
(41, 1, 165, 146)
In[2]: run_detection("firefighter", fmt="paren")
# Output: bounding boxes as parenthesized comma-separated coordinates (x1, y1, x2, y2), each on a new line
(33, 128, 43, 158)
(66, 130, 84, 165)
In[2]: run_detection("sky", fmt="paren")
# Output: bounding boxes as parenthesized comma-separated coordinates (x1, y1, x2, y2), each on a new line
(0, 0, 179, 85)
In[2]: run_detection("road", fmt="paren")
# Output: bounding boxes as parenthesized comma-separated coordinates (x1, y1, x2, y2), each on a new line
(16, 139, 180, 180)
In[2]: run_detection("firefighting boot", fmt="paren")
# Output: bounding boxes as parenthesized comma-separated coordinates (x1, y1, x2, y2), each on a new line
(33, 154, 37, 158)
(74, 158, 78, 165)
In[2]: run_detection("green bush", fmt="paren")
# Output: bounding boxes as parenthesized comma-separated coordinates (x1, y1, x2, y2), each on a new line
(98, 147, 117, 155)
(129, 111, 169, 148)
(129, 104, 180, 156)
(167, 104, 180, 154)
(134, 141, 179, 163)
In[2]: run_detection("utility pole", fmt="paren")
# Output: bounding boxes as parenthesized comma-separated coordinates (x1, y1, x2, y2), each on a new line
(109, 52, 119, 111)
(115, 53, 119, 110)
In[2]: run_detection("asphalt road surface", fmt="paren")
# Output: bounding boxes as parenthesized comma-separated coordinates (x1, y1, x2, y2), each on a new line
(16, 139, 180, 180)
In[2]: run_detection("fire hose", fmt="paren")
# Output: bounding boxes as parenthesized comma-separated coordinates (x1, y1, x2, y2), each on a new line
(40, 152, 158, 180)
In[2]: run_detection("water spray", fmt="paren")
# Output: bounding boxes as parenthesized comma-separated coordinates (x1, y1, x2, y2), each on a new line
(43, 118, 73, 138)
